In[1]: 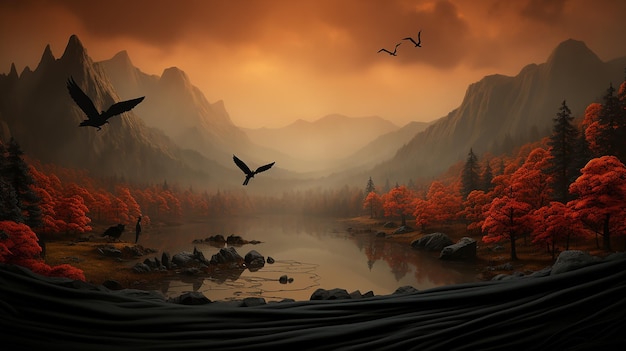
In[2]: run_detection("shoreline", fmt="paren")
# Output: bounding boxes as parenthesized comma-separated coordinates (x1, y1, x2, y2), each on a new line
(43, 216, 604, 299)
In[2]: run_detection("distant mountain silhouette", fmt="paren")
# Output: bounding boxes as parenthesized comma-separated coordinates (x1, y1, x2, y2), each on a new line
(243, 114, 399, 173)
(356, 39, 626, 185)
(0, 35, 234, 189)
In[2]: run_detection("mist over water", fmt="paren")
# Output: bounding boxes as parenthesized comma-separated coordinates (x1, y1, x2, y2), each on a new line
(132, 215, 478, 302)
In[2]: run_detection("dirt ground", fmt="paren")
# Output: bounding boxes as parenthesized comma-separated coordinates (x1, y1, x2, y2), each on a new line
(42, 216, 614, 289)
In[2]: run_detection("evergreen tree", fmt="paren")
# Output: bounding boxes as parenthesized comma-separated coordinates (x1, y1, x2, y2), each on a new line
(461, 148, 480, 199)
(481, 161, 494, 192)
(596, 83, 626, 160)
(4, 138, 42, 228)
(546, 100, 579, 203)
(365, 176, 375, 194)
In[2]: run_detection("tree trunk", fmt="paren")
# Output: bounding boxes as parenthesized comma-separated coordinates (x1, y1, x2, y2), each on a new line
(603, 213, 611, 251)
(401, 214, 406, 227)
(510, 234, 518, 261)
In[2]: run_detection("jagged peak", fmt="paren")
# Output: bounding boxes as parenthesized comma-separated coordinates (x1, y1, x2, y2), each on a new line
(8, 63, 18, 79)
(35, 44, 56, 71)
(110, 50, 133, 66)
(61, 34, 88, 61)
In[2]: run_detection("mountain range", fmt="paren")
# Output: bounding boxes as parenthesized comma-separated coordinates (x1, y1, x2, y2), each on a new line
(1, 35, 624, 194)
(357, 39, 626, 186)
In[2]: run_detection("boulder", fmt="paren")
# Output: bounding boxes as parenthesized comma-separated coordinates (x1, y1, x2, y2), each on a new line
(209, 247, 244, 265)
(170, 291, 212, 305)
(97, 245, 122, 257)
(242, 297, 267, 307)
(550, 250, 601, 275)
(393, 286, 419, 294)
(172, 252, 195, 267)
(393, 225, 414, 234)
(411, 232, 454, 251)
(244, 250, 265, 270)
(132, 262, 151, 273)
(310, 288, 351, 300)
(439, 237, 477, 261)
(161, 252, 172, 269)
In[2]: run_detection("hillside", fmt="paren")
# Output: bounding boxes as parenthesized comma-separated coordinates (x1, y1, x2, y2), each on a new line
(361, 39, 626, 185)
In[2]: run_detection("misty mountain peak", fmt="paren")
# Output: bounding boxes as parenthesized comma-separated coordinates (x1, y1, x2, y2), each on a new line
(110, 50, 133, 67)
(160, 66, 190, 88)
(8, 63, 18, 79)
(36, 44, 56, 71)
(546, 39, 601, 68)
(61, 34, 89, 63)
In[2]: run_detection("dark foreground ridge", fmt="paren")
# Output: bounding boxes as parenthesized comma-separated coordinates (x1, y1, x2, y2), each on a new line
(1, 254, 626, 350)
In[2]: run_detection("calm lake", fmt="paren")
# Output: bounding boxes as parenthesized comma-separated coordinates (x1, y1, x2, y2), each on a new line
(132, 215, 479, 302)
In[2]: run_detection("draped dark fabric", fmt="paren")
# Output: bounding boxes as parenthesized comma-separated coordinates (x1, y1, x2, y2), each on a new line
(1, 257, 625, 351)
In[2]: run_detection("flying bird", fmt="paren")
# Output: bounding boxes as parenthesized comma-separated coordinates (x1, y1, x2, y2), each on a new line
(378, 43, 401, 56)
(403, 30, 422, 47)
(66, 76, 145, 131)
(233, 155, 275, 185)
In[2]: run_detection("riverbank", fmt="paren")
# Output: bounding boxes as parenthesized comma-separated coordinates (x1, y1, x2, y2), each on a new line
(43, 216, 609, 292)
(338, 216, 610, 280)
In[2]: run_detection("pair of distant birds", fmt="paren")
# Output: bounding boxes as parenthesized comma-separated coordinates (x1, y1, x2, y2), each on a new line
(378, 30, 422, 56)
(66, 76, 275, 186)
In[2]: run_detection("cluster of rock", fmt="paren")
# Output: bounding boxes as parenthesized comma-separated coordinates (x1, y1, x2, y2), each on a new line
(130, 246, 272, 274)
(410, 232, 477, 260)
(192, 234, 261, 246)
(96, 244, 158, 259)
(490, 250, 626, 280)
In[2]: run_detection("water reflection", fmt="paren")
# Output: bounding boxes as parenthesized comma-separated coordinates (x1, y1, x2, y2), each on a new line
(134, 215, 478, 302)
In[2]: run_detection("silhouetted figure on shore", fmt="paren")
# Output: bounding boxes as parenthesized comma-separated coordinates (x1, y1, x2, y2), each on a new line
(102, 224, 125, 241)
(403, 30, 422, 47)
(378, 43, 401, 56)
(66, 76, 145, 131)
(233, 155, 275, 185)
(135, 216, 142, 244)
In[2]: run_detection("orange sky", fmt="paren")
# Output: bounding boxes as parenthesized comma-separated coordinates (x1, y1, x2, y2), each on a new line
(1, 0, 626, 128)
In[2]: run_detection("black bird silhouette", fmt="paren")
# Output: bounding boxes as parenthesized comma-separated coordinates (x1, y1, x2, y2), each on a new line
(378, 43, 401, 56)
(66, 76, 145, 131)
(233, 155, 275, 185)
(403, 30, 422, 47)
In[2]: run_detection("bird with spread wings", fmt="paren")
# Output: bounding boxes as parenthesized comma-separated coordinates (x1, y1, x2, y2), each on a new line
(378, 43, 401, 56)
(403, 30, 422, 47)
(233, 155, 275, 185)
(66, 76, 145, 131)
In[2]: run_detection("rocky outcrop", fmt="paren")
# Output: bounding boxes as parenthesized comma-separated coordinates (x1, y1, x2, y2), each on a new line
(411, 232, 454, 251)
(439, 237, 477, 261)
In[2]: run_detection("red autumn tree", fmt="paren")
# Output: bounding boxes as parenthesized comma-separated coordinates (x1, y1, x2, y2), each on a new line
(510, 148, 553, 209)
(421, 181, 463, 224)
(531, 202, 589, 260)
(582, 102, 603, 156)
(568, 156, 626, 251)
(482, 189, 533, 261)
(459, 189, 492, 234)
(0, 220, 85, 281)
(116, 186, 142, 221)
(363, 191, 383, 218)
(54, 195, 92, 235)
(383, 185, 414, 226)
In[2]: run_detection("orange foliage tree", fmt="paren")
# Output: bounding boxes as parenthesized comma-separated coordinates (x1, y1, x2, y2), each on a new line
(0, 220, 85, 280)
(530, 202, 588, 260)
(383, 185, 414, 226)
(568, 156, 626, 251)
(482, 189, 533, 261)
(363, 191, 383, 218)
